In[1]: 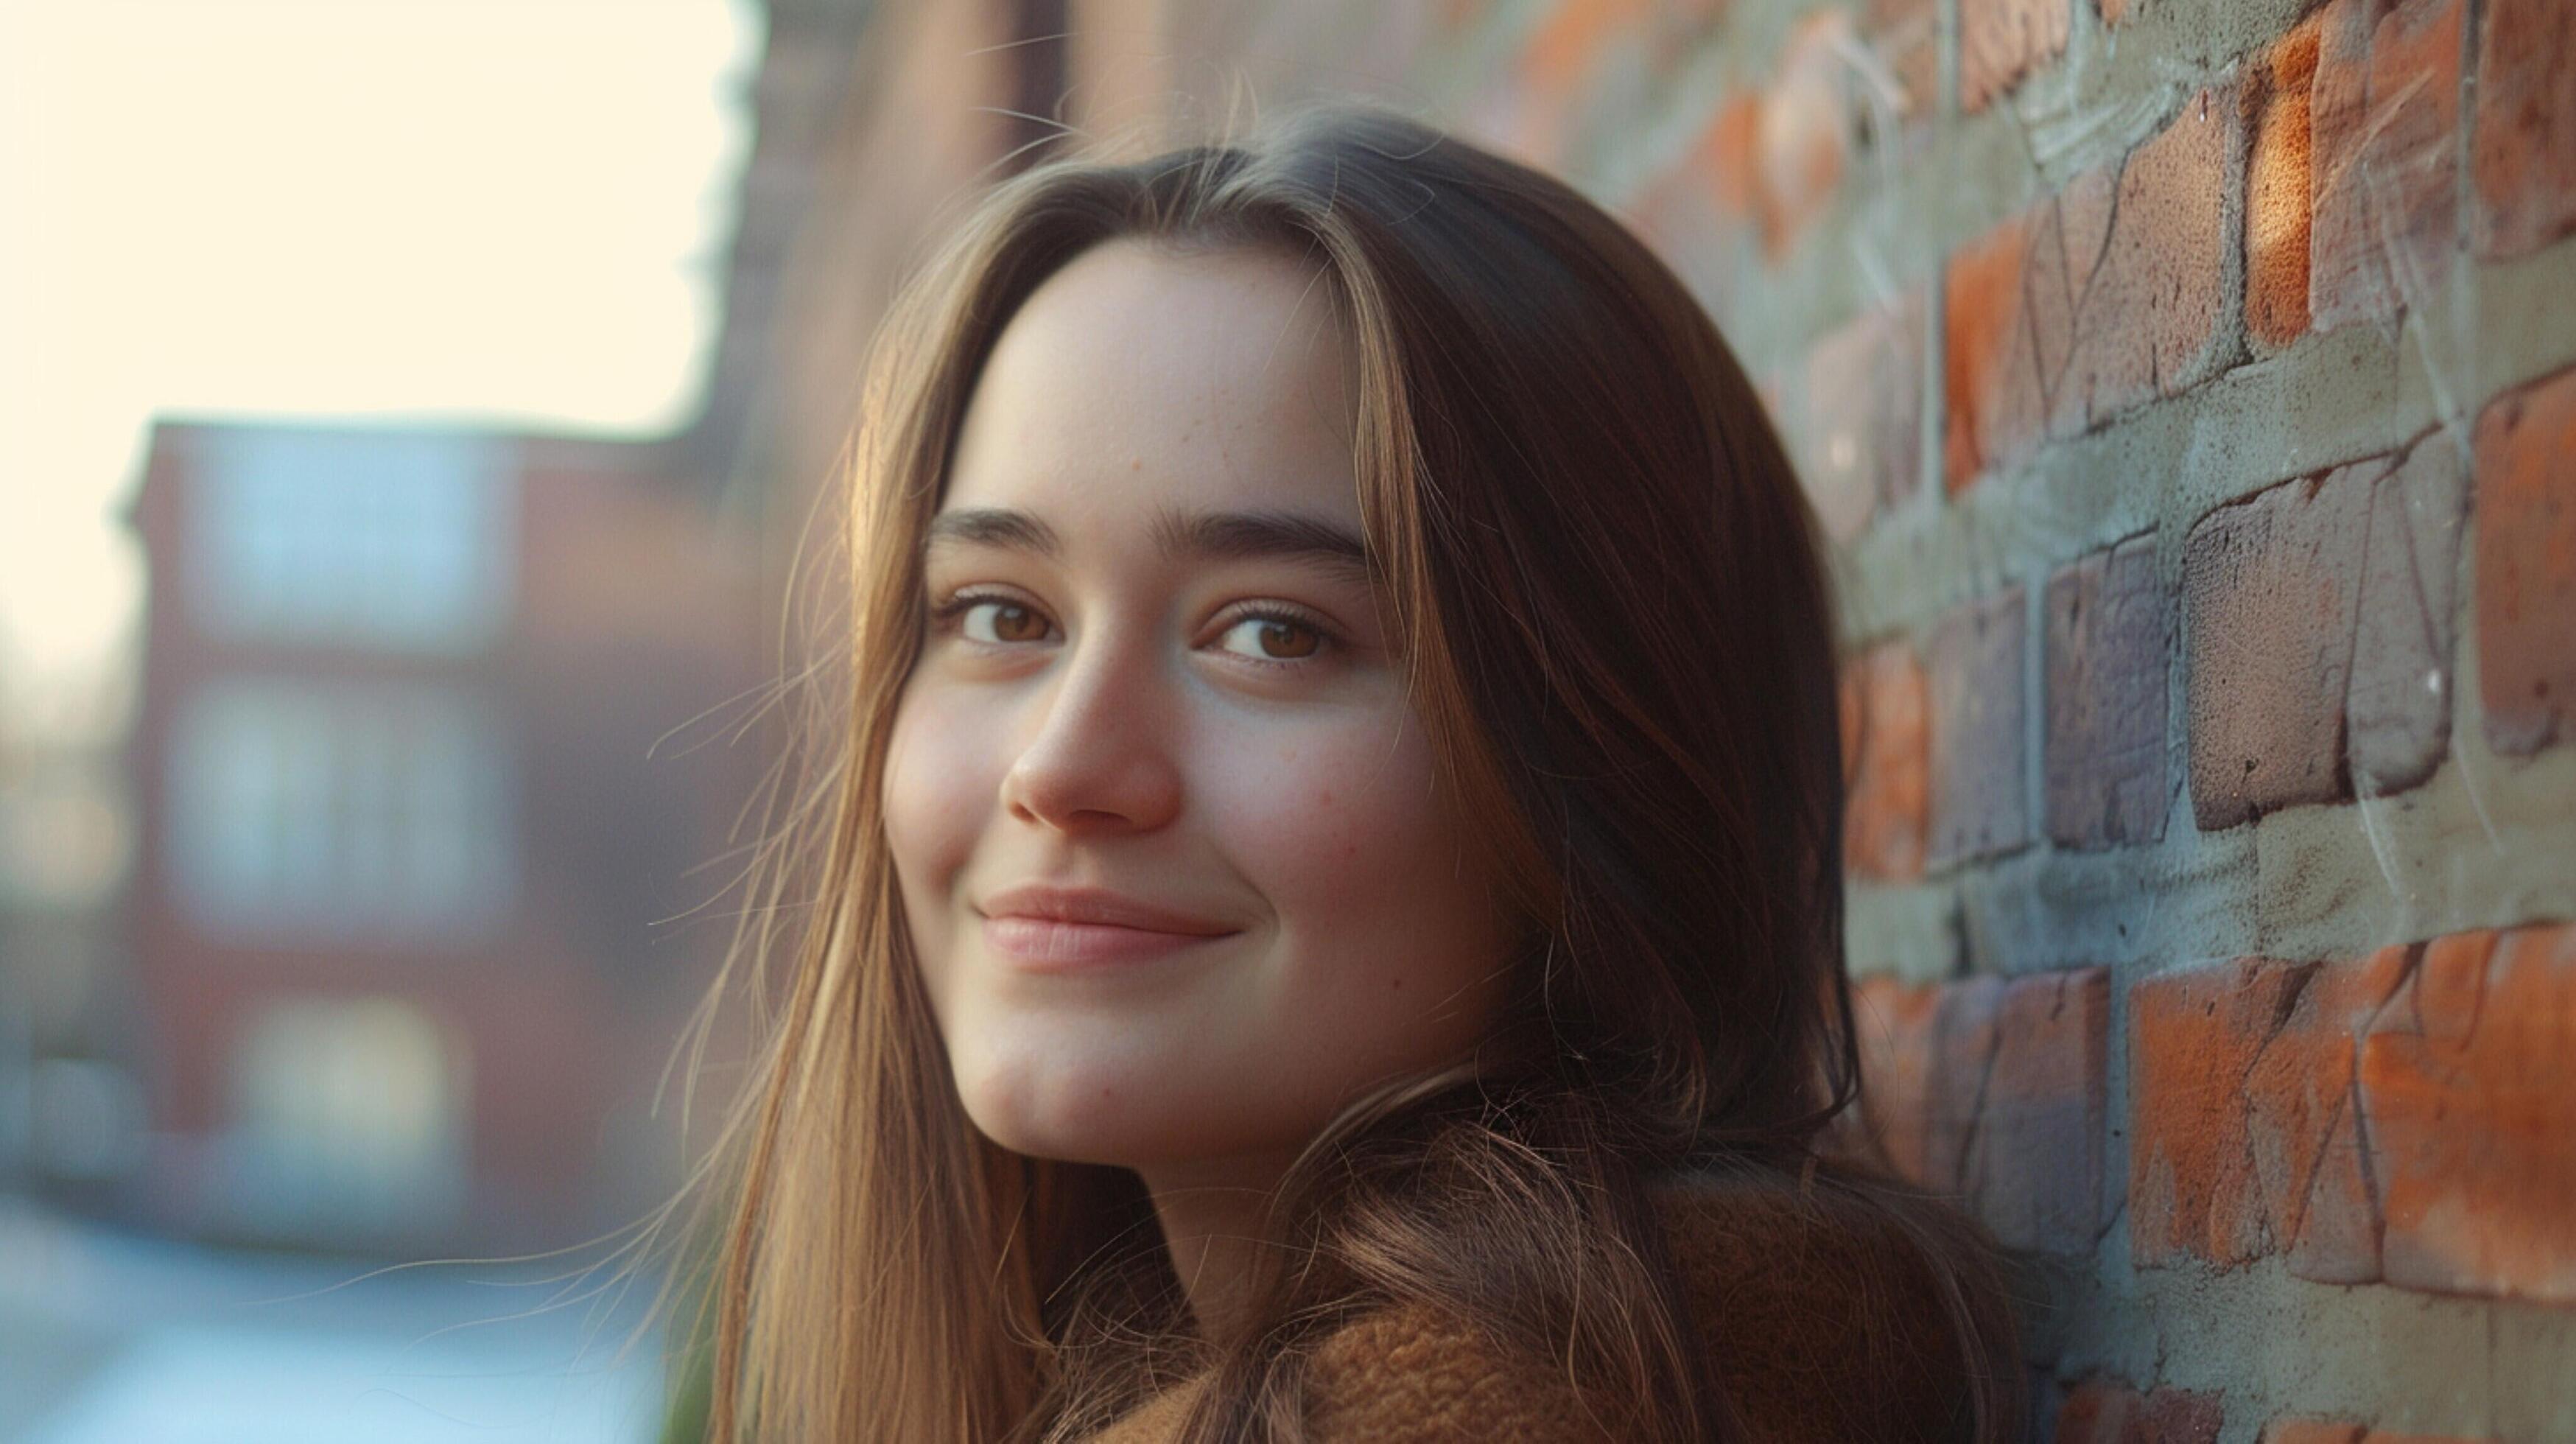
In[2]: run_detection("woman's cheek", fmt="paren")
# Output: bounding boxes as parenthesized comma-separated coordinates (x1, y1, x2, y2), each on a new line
(1214, 709, 1451, 933)
(884, 682, 1003, 948)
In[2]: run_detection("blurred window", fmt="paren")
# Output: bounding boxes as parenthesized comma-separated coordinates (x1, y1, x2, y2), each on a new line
(223, 995, 468, 1241)
(188, 427, 516, 652)
(166, 679, 517, 943)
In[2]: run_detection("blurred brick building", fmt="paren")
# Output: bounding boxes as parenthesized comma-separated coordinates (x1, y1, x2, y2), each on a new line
(123, 421, 765, 1252)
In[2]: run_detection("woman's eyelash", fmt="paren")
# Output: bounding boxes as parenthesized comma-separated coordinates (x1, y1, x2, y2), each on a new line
(924, 589, 1341, 663)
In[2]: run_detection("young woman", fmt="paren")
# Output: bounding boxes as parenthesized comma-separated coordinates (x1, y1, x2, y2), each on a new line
(683, 102, 2028, 1442)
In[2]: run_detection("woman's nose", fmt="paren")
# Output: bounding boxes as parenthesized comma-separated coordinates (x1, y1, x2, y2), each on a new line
(997, 623, 1183, 836)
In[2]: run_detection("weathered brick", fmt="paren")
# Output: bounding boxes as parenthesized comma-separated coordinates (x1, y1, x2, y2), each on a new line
(2362, 925, 2576, 1303)
(1517, 0, 1650, 103)
(1800, 292, 1925, 540)
(2133, 925, 2576, 1300)
(1630, 93, 1758, 310)
(1506, 0, 1656, 165)
(2183, 465, 2372, 830)
(1942, 88, 2237, 490)
(2472, 0, 2576, 259)
(2474, 365, 2576, 756)
(1846, 973, 1941, 1183)
(1755, 12, 1855, 259)
(1959, 967, 2110, 1252)
(1926, 587, 2029, 867)
(1960, 0, 2068, 114)
(2130, 947, 2412, 1276)
(1842, 639, 1929, 881)
(1922, 973, 2002, 1198)
(2247, 15, 2323, 351)
(2045, 531, 2169, 849)
(1865, 0, 1939, 135)
(2260, 1424, 2367, 1444)
(2309, 0, 2462, 332)
(2056, 1380, 2225, 1444)
(2346, 432, 2467, 794)
(1940, 214, 2029, 493)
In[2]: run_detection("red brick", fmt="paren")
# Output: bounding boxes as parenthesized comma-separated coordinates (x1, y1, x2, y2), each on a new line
(2044, 531, 2169, 849)
(1842, 640, 1930, 882)
(1926, 587, 2029, 866)
(1923, 973, 2004, 1196)
(2247, 16, 2323, 350)
(2471, 0, 2576, 259)
(1630, 94, 1759, 310)
(1800, 292, 1925, 540)
(2267, 1423, 2359, 1444)
(1959, 967, 2110, 1252)
(2345, 432, 2467, 794)
(2261, 1425, 2367, 1444)
(2362, 924, 2576, 1302)
(2183, 463, 2372, 830)
(2056, 1380, 2225, 1444)
(1941, 88, 2237, 491)
(2133, 924, 2576, 1300)
(2129, 947, 2412, 1276)
(2474, 365, 2576, 755)
(1846, 973, 1942, 1183)
(1865, 0, 1939, 134)
(1755, 13, 1856, 259)
(2309, 0, 2463, 332)
(1941, 212, 2029, 493)
(1961, 0, 2069, 114)
(1508, 0, 1654, 165)
(1518, 0, 1649, 99)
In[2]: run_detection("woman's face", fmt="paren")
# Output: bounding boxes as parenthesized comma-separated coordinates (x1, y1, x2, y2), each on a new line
(885, 238, 1515, 1180)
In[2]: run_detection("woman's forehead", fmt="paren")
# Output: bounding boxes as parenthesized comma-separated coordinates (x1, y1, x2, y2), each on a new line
(941, 239, 1362, 528)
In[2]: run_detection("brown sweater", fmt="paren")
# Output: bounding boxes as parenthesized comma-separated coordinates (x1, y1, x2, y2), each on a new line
(1084, 1168, 1990, 1443)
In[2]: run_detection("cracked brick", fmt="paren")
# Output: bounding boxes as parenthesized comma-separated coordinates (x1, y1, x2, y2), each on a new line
(2309, 0, 2462, 332)
(2474, 364, 2576, 756)
(1960, 967, 2110, 1253)
(2346, 432, 2467, 793)
(1924, 974, 2005, 1199)
(2045, 531, 2170, 849)
(1942, 86, 2238, 491)
(2184, 463, 2374, 830)
(2361, 924, 2576, 1302)
(1926, 587, 2029, 866)
(2472, 0, 2576, 259)
(1960, 0, 2068, 114)
(2129, 947, 2412, 1276)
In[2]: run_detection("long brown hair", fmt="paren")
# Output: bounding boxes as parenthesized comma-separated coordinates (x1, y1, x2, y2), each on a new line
(679, 102, 2026, 1443)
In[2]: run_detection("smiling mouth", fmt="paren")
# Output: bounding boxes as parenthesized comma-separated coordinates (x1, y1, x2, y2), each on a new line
(979, 916, 1241, 970)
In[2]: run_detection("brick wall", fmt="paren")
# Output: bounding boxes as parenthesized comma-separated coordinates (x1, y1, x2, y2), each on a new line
(762, 0, 2576, 1436)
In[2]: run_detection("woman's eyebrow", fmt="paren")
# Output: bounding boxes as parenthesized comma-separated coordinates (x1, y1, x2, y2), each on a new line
(924, 505, 1377, 583)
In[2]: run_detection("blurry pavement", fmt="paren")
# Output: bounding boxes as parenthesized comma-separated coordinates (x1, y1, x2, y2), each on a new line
(0, 1196, 667, 1443)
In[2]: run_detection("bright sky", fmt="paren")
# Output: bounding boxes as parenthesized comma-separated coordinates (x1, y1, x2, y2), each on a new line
(0, 0, 762, 734)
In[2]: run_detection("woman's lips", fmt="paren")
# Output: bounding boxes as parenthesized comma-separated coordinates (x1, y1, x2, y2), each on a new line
(980, 915, 1239, 968)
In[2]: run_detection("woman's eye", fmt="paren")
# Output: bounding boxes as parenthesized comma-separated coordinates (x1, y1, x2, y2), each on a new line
(1214, 614, 1325, 663)
(955, 599, 1051, 645)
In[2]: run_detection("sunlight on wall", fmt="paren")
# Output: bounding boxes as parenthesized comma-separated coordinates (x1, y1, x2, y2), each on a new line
(0, 0, 763, 715)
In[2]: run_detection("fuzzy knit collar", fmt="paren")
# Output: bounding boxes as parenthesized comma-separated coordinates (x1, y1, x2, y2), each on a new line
(1083, 1167, 1977, 1442)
